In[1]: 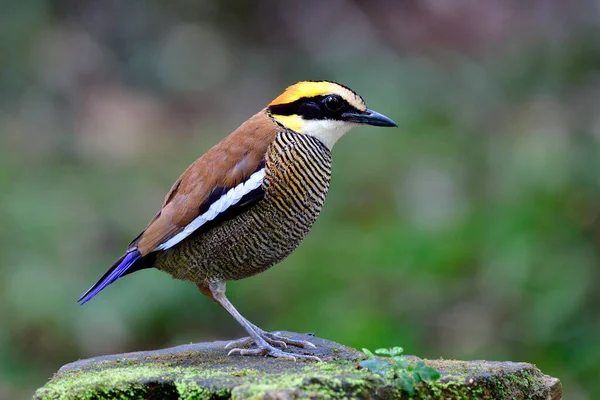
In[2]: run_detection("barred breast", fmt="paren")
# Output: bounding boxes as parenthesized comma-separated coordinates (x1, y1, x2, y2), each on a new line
(155, 130, 333, 284)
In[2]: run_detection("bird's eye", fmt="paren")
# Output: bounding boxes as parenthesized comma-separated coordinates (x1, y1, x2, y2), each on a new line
(323, 95, 343, 112)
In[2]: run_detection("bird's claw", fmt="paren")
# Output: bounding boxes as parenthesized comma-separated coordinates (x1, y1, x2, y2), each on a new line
(225, 335, 287, 349)
(227, 344, 321, 362)
(226, 330, 316, 350)
(263, 331, 317, 349)
(225, 330, 320, 361)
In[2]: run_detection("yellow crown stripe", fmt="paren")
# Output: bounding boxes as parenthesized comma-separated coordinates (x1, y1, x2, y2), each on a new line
(269, 82, 341, 106)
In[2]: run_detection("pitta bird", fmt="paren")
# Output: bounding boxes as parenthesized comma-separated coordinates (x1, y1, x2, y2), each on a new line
(79, 81, 397, 360)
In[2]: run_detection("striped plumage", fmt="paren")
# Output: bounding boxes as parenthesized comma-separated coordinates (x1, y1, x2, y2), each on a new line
(157, 130, 332, 284)
(79, 81, 396, 360)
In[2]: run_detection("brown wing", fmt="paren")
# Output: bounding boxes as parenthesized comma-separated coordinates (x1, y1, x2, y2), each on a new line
(132, 110, 279, 255)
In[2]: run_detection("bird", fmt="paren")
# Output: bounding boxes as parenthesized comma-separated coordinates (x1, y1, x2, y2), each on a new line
(78, 80, 397, 360)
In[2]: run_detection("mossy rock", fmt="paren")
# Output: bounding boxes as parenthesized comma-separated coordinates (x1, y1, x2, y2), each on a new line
(34, 332, 561, 399)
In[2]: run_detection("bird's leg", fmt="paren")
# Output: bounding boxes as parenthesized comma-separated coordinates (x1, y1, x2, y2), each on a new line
(207, 281, 320, 361)
(198, 283, 292, 348)
(200, 282, 315, 350)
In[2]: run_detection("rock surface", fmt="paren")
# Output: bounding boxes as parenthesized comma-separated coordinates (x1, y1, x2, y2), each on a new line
(34, 332, 561, 399)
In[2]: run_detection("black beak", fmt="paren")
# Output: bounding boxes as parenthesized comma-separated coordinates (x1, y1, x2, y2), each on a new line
(342, 108, 397, 127)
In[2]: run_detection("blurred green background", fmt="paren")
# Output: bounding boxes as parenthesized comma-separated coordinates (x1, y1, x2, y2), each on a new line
(1, 0, 600, 398)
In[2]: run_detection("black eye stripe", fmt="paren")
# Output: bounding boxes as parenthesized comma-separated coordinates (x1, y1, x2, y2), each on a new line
(269, 96, 328, 116)
(297, 102, 322, 119)
(269, 95, 358, 120)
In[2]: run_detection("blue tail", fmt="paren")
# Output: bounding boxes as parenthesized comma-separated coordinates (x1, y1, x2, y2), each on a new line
(78, 250, 142, 305)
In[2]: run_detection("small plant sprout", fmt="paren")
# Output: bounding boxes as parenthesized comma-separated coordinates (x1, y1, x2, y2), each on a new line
(360, 347, 441, 395)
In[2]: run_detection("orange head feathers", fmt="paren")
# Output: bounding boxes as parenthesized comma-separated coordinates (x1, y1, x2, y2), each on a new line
(269, 81, 367, 112)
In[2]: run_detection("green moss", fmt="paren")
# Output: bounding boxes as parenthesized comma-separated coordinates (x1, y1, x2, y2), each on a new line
(35, 358, 382, 400)
(34, 335, 559, 399)
(36, 365, 208, 400)
(231, 373, 385, 399)
(403, 360, 552, 400)
(230, 375, 305, 398)
(175, 380, 230, 400)
(35, 358, 556, 400)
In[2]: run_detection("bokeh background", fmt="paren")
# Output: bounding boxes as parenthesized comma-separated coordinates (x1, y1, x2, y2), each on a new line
(1, 0, 600, 398)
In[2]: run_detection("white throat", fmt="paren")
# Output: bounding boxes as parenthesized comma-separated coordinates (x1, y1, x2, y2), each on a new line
(301, 119, 356, 150)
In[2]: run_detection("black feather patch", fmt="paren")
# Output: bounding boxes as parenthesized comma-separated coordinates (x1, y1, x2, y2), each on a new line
(186, 161, 267, 236)
(268, 95, 359, 121)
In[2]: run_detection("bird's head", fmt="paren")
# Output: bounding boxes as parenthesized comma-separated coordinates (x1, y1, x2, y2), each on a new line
(267, 81, 397, 149)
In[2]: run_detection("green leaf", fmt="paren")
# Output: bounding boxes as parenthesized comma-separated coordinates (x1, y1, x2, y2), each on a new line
(360, 358, 387, 374)
(398, 375, 415, 395)
(375, 348, 391, 356)
(393, 355, 408, 369)
(416, 365, 441, 381)
(389, 346, 404, 357)
(362, 348, 374, 358)
(410, 369, 422, 383)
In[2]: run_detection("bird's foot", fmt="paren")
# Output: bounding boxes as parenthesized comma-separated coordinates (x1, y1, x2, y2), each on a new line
(225, 330, 320, 361)
(227, 342, 321, 361)
(225, 330, 316, 350)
